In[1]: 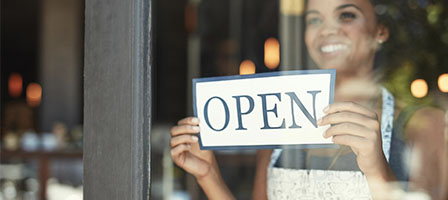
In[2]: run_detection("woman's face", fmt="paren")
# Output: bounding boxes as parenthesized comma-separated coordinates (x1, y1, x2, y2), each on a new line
(305, 0, 387, 73)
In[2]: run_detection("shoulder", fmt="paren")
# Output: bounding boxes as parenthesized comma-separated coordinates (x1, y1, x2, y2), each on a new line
(404, 106, 445, 141)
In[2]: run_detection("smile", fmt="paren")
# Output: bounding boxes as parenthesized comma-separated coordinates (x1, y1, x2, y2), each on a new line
(320, 44, 348, 53)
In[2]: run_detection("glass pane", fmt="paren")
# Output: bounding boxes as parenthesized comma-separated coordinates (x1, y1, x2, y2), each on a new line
(152, 0, 448, 199)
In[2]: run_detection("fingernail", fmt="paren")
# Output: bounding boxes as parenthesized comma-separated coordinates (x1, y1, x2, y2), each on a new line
(191, 136, 198, 141)
(191, 117, 199, 123)
(323, 105, 330, 113)
(192, 126, 200, 131)
(322, 131, 326, 138)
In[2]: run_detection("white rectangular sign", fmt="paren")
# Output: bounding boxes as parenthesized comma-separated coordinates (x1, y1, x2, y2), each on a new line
(193, 69, 336, 150)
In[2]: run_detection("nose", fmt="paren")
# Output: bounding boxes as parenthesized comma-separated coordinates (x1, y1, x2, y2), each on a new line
(319, 22, 340, 37)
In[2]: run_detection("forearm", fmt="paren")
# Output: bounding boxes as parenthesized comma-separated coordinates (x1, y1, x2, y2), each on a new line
(196, 165, 235, 200)
(364, 162, 396, 183)
(364, 159, 399, 199)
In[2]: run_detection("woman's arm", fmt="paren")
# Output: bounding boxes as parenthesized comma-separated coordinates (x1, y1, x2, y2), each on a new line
(404, 107, 446, 200)
(196, 158, 235, 200)
(251, 150, 272, 200)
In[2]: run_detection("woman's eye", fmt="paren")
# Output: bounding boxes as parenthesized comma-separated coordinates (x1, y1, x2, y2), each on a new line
(307, 17, 322, 25)
(339, 12, 356, 22)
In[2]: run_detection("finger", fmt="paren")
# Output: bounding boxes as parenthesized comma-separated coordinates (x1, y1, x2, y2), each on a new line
(325, 102, 377, 119)
(178, 117, 200, 125)
(332, 135, 366, 150)
(324, 122, 377, 139)
(170, 135, 199, 147)
(170, 144, 191, 157)
(319, 112, 380, 129)
(170, 125, 200, 137)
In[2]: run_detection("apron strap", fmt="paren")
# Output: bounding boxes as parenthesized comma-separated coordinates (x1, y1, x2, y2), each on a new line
(381, 87, 394, 163)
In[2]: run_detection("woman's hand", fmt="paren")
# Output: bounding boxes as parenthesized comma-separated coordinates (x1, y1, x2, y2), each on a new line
(318, 102, 395, 181)
(170, 117, 215, 179)
(171, 117, 235, 199)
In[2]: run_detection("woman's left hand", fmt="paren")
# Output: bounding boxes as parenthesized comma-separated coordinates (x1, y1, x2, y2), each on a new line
(318, 102, 395, 181)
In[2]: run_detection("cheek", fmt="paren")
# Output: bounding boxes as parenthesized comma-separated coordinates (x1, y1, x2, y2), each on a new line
(305, 30, 316, 52)
(344, 23, 375, 42)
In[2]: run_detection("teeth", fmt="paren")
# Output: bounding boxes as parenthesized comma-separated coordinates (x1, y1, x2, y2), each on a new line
(321, 44, 348, 53)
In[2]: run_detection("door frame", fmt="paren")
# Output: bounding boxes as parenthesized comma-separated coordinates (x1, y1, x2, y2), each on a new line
(84, 0, 152, 199)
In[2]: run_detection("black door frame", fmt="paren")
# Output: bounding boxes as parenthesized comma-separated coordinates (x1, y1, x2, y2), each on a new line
(84, 0, 152, 199)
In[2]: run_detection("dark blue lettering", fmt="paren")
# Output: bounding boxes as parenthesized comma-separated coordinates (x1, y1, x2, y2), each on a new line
(203, 96, 230, 131)
(285, 90, 321, 128)
(258, 93, 286, 129)
(232, 95, 255, 130)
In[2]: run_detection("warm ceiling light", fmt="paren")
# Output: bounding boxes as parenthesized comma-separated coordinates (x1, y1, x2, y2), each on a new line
(239, 60, 256, 75)
(185, 4, 197, 33)
(264, 37, 280, 70)
(410, 79, 428, 98)
(8, 73, 23, 98)
(438, 73, 448, 93)
(26, 83, 42, 107)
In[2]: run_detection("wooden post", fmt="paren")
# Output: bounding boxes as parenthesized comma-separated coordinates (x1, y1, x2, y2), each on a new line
(84, 0, 152, 199)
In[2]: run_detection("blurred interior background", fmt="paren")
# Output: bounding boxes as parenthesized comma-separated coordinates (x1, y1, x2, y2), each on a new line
(1, 0, 448, 199)
(1, 0, 83, 199)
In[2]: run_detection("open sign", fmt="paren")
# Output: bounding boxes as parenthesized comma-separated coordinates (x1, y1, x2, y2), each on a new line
(193, 69, 336, 150)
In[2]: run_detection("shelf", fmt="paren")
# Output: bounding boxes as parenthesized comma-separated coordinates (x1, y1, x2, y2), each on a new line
(0, 150, 83, 200)
(0, 150, 82, 159)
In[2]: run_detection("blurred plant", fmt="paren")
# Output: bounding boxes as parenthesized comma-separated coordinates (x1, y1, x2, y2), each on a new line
(378, 0, 448, 106)
(383, 62, 432, 107)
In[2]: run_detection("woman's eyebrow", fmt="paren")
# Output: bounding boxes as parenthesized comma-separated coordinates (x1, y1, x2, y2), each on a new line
(336, 3, 362, 12)
(305, 10, 320, 17)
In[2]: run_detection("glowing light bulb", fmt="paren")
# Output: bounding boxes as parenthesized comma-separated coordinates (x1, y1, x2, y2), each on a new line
(8, 73, 23, 98)
(26, 83, 42, 107)
(438, 73, 448, 93)
(410, 79, 428, 98)
(264, 37, 280, 70)
(239, 60, 256, 75)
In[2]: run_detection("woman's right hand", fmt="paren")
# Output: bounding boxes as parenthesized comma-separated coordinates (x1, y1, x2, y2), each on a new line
(171, 117, 236, 199)
(170, 117, 215, 179)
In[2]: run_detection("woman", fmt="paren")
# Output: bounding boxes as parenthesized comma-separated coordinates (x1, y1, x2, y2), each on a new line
(170, 0, 446, 199)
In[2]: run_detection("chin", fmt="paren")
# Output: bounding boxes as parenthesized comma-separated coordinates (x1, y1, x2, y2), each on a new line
(316, 61, 350, 71)
(312, 53, 351, 70)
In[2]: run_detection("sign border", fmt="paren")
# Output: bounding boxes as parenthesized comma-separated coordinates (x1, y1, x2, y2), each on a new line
(193, 69, 337, 150)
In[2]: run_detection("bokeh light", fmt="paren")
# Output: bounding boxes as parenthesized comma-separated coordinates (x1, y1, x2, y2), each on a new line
(264, 37, 280, 70)
(239, 60, 256, 75)
(8, 73, 23, 98)
(438, 73, 448, 93)
(185, 4, 197, 33)
(410, 79, 428, 98)
(26, 83, 42, 107)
